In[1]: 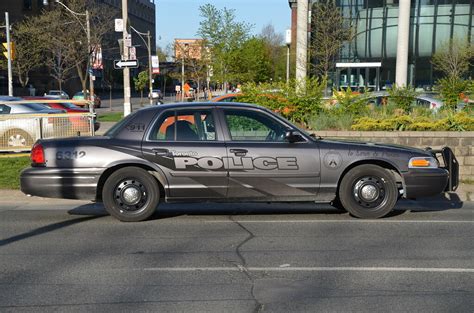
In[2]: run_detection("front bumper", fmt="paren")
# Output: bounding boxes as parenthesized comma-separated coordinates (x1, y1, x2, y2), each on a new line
(403, 147, 459, 199)
(403, 168, 449, 199)
(20, 167, 104, 200)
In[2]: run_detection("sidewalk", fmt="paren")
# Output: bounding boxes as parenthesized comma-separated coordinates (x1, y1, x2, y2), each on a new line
(1, 183, 472, 206)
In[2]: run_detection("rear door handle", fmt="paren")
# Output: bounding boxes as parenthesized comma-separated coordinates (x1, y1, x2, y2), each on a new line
(230, 148, 248, 156)
(152, 148, 170, 156)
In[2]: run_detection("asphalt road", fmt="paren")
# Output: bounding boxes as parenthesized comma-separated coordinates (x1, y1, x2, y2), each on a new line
(0, 199, 473, 312)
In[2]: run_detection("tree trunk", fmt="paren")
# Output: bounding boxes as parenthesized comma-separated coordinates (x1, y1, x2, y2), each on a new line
(76, 63, 87, 92)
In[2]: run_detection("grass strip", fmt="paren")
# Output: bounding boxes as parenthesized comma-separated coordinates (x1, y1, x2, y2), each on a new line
(98, 112, 123, 122)
(0, 157, 30, 189)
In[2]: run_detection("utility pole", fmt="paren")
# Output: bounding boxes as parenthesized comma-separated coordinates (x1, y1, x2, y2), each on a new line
(85, 10, 94, 110)
(147, 31, 153, 106)
(181, 52, 185, 102)
(5, 12, 13, 97)
(296, 0, 308, 91)
(122, 0, 132, 116)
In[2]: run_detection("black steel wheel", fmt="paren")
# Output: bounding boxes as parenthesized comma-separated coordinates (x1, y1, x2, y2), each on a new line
(102, 167, 160, 222)
(339, 164, 398, 218)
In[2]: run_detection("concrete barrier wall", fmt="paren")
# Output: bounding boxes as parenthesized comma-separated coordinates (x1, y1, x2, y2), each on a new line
(314, 131, 474, 181)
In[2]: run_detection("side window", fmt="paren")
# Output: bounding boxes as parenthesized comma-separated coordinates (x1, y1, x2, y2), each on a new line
(0, 105, 11, 114)
(149, 109, 216, 141)
(224, 109, 287, 142)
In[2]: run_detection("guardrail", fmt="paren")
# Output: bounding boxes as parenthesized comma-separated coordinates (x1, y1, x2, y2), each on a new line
(0, 113, 95, 152)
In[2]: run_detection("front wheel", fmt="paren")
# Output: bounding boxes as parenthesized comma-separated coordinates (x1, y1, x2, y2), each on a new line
(102, 167, 160, 222)
(339, 164, 398, 218)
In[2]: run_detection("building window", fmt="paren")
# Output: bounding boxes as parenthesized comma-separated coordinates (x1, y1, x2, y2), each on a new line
(23, 0, 32, 10)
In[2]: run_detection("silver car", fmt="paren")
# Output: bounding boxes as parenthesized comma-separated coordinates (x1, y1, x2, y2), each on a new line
(45, 90, 70, 100)
(0, 102, 65, 151)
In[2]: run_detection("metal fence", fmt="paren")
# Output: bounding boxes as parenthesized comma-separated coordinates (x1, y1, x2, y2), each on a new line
(0, 113, 95, 152)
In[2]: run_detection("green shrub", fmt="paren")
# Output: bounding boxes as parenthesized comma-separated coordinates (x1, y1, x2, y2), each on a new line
(308, 110, 353, 131)
(351, 112, 474, 131)
(386, 85, 419, 113)
(436, 77, 470, 111)
(240, 77, 325, 126)
(331, 88, 370, 116)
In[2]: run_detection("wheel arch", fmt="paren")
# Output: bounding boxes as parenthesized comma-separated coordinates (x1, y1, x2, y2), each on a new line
(336, 159, 404, 197)
(96, 163, 167, 202)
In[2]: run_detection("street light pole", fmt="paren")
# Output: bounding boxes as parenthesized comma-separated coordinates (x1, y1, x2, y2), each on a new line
(147, 31, 153, 106)
(181, 53, 184, 102)
(85, 9, 94, 109)
(5, 12, 13, 97)
(122, 0, 132, 116)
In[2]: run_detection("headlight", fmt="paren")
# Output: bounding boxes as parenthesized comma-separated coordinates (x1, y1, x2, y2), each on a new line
(408, 157, 439, 169)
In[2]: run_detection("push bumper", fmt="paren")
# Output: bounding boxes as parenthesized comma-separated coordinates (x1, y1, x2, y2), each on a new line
(404, 147, 459, 199)
(20, 167, 104, 200)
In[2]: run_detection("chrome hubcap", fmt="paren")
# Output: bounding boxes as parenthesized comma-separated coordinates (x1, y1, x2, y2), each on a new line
(8, 134, 26, 147)
(360, 184, 379, 202)
(122, 186, 141, 205)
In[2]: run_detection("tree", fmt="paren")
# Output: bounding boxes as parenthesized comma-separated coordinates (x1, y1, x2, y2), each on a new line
(260, 24, 286, 81)
(10, 16, 45, 88)
(233, 37, 271, 83)
(310, 1, 352, 79)
(432, 38, 473, 110)
(134, 71, 149, 105)
(432, 37, 473, 80)
(197, 4, 252, 89)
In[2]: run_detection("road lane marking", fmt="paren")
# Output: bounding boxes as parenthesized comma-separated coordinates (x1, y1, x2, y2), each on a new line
(142, 267, 474, 273)
(205, 220, 474, 224)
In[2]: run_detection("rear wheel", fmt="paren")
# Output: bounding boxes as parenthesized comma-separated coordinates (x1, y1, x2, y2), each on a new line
(339, 164, 398, 218)
(102, 167, 160, 222)
(3, 129, 33, 149)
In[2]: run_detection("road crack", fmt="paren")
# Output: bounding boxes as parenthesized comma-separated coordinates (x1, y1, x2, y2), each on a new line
(229, 216, 265, 313)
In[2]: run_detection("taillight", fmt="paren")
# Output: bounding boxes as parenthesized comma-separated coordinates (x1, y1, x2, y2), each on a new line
(31, 143, 45, 166)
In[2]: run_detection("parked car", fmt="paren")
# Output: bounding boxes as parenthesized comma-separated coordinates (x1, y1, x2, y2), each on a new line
(72, 91, 101, 108)
(0, 102, 66, 150)
(44, 90, 69, 100)
(148, 89, 163, 100)
(365, 92, 445, 111)
(210, 93, 242, 102)
(20, 102, 458, 222)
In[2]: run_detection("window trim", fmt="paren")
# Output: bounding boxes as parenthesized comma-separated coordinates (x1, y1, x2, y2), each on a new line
(146, 107, 220, 143)
(219, 107, 309, 144)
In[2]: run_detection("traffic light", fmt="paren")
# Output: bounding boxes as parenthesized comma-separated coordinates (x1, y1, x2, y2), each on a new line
(2, 42, 15, 60)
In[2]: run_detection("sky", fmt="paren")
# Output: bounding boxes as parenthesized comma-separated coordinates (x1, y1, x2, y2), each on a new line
(155, 0, 291, 52)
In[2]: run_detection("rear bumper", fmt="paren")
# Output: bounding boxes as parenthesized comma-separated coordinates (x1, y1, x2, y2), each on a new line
(403, 168, 449, 199)
(20, 167, 105, 200)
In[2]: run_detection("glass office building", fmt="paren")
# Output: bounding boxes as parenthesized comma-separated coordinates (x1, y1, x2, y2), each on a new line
(332, 0, 473, 90)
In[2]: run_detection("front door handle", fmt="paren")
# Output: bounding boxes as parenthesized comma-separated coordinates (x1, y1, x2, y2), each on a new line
(230, 148, 248, 156)
(152, 148, 170, 156)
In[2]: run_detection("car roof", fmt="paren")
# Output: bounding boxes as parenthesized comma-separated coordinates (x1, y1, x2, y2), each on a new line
(140, 101, 264, 113)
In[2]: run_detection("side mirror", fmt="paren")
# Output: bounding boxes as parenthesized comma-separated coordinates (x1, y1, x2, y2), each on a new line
(285, 130, 304, 143)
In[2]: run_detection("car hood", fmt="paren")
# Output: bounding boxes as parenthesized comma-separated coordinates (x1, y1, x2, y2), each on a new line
(319, 138, 431, 156)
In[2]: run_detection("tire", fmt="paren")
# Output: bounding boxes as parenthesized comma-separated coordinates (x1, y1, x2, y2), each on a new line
(338, 164, 398, 219)
(4, 129, 34, 149)
(102, 167, 160, 222)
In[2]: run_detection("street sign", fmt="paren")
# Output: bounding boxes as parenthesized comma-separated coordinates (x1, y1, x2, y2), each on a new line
(124, 35, 132, 48)
(114, 59, 139, 69)
(151, 55, 160, 74)
(129, 47, 136, 61)
(114, 19, 123, 32)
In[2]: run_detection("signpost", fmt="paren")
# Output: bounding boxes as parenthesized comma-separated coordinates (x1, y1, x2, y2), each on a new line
(114, 59, 139, 69)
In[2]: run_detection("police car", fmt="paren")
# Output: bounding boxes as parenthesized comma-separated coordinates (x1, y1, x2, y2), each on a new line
(20, 102, 458, 222)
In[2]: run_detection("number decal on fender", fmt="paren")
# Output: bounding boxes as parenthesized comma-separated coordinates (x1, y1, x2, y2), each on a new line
(56, 151, 86, 160)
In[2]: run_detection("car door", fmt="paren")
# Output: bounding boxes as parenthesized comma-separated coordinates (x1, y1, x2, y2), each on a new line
(142, 107, 228, 200)
(219, 107, 321, 201)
